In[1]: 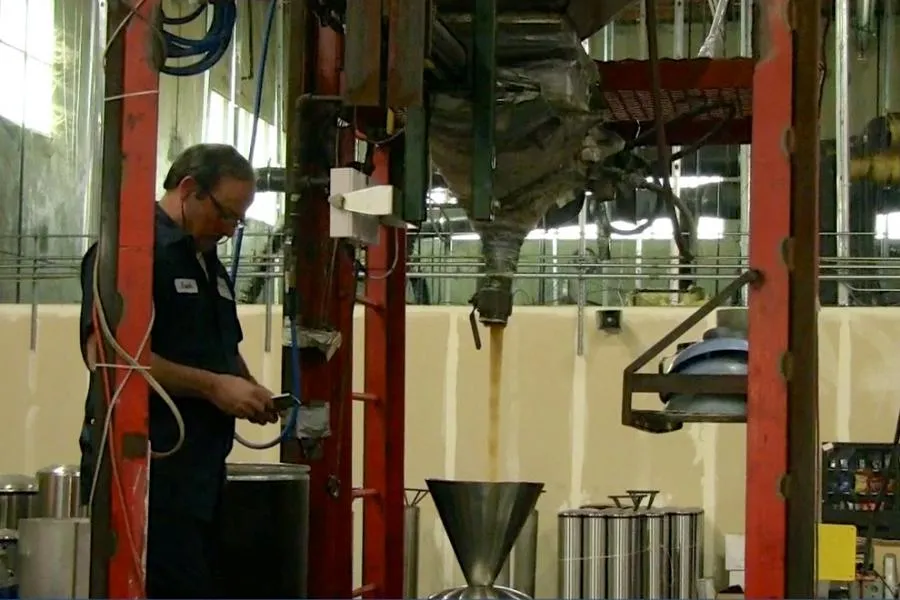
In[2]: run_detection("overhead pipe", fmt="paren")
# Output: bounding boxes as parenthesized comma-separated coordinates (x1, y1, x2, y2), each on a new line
(855, 0, 878, 58)
(835, 0, 852, 305)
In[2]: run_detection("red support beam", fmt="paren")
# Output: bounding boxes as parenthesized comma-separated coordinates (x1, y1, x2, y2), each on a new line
(99, 1, 159, 597)
(362, 147, 407, 599)
(746, 0, 820, 597)
(745, 1, 792, 594)
(283, 11, 355, 598)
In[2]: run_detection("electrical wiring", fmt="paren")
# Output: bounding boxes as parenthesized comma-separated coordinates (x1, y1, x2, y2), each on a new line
(89, 251, 187, 460)
(88, 246, 178, 589)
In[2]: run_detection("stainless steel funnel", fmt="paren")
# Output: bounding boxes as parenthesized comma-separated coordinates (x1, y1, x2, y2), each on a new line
(426, 479, 544, 589)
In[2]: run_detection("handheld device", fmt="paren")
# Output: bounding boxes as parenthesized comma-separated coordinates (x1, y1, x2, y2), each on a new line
(271, 393, 299, 412)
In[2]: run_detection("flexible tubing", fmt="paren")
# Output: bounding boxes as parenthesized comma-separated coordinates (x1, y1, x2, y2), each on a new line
(233, 0, 301, 450)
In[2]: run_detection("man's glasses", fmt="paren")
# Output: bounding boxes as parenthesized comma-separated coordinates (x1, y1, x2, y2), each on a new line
(205, 191, 245, 226)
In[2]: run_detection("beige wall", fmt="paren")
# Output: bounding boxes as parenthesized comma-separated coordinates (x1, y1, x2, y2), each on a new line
(0, 305, 897, 593)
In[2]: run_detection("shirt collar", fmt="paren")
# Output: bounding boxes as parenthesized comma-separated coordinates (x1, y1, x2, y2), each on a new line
(155, 203, 218, 261)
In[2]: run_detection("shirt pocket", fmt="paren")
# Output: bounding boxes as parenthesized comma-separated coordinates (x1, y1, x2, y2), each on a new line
(152, 268, 215, 364)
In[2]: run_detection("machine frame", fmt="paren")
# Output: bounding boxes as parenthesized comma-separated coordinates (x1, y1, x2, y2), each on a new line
(95, 0, 820, 598)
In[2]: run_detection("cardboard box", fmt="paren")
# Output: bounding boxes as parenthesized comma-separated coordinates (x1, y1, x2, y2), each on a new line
(725, 533, 746, 571)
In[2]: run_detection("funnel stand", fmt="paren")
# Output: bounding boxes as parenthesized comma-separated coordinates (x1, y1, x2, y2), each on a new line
(425, 479, 544, 600)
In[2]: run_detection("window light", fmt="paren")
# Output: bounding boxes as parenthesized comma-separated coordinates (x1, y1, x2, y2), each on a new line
(0, 0, 56, 136)
(204, 91, 283, 226)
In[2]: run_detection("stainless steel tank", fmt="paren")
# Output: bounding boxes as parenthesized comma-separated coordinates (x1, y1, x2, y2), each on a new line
(495, 509, 539, 595)
(668, 508, 703, 600)
(557, 509, 585, 599)
(0, 475, 37, 530)
(605, 509, 640, 600)
(214, 463, 310, 599)
(640, 508, 669, 599)
(403, 504, 420, 598)
(511, 510, 538, 596)
(17, 517, 90, 599)
(34, 466, 81, 518)
(582, 509, 606, 599)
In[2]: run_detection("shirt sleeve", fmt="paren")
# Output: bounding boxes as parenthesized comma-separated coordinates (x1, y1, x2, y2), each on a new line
(79, 242, 99, 366)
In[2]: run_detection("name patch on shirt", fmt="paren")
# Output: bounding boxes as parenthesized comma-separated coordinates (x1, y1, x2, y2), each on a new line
(217, 277, 234, 301)
(174, 278, 199, 294)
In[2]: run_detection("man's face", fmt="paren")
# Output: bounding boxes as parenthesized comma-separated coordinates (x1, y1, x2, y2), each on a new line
(183, 176, 255, 252)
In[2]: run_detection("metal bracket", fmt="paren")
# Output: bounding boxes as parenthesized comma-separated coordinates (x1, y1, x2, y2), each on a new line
(621, 270, 759, 434)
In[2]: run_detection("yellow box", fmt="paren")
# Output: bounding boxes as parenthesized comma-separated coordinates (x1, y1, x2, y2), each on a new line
(818, 523, 857, 582)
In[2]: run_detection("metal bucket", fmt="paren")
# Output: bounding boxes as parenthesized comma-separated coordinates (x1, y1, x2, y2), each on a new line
(214, 463, 310, 599)
(34, 466, 81, 519)
(668, 508, 703, 600)
(557, 509, 586, 599)
(639, 508, 669, 599)
(17, 518, 90, 599)
(582, 509, 606, 599)
(0, 476, 37, 530)
(605, 509, 640, 600)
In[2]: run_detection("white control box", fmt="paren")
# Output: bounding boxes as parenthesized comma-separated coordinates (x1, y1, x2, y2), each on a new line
(329, 167, 380, 246)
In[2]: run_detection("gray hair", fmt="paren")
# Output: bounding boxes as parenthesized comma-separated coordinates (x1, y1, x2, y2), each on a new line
(162, 143, 255, 192)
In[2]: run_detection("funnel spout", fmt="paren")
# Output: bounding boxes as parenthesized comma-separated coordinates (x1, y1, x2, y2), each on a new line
(426, 479, 544, 588)
(474, 224, 527, 326)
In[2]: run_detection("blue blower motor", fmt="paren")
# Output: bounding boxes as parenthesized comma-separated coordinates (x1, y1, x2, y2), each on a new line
(660, 327, 748, 419)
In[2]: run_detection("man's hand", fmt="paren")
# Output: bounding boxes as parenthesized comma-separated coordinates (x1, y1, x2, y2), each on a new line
(209, 374, 273, 419)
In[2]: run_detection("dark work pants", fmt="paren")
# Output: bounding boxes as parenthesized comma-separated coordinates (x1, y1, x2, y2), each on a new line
(146, 509, 218, 599)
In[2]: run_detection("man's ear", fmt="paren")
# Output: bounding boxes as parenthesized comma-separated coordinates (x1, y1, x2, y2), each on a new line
(176, 176, 200, 200)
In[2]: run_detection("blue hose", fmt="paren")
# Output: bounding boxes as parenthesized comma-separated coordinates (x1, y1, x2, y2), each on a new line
(159, 1, 237, 78)
(230, 0, 300, 442)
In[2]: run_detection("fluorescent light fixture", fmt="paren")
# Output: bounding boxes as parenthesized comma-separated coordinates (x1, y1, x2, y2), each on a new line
(876, 212, 900, 240)
(645, 175, 725, 189)
(449, 217, 726, 242)
(428, 176, 726, 207)
(428, 187, 458, 205)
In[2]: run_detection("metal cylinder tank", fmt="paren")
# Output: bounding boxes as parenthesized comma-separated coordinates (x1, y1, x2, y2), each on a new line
(34, 466, 81, 519)
(582, 510, 606, 599)
(640, 509, 669, 599)
(669, 508, 703, 600)
(495, 510, 538, 595)
(496, 556, 511, 588)
(512, 510, 538, 596)
(403, 504, 420, 599)
(557, 509, 585, 599)
(605, 509, 639, 600)
(213, 463, 310, 599)
(17, 517, 90, 599)
(0, 476, 37, 530)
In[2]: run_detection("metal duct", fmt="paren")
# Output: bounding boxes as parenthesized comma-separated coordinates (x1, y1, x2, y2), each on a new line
(430, 13, 623, 324)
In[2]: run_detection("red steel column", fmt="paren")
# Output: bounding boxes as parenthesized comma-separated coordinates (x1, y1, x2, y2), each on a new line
(102, 0, 159, 597)
(283, 13, 355, 598)
(746, 1, 821, 597)
(745, 1, 791, 597)
(362, 147, 407, 599)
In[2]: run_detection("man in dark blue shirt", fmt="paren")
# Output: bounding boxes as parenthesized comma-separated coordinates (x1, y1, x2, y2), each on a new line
(78, 144, 278, 598)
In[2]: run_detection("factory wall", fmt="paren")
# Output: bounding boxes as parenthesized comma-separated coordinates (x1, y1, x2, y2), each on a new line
(0, 304, 895, 593)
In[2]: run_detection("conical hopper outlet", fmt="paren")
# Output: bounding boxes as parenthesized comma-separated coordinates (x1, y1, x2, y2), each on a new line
(426, 479, 544, 588)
